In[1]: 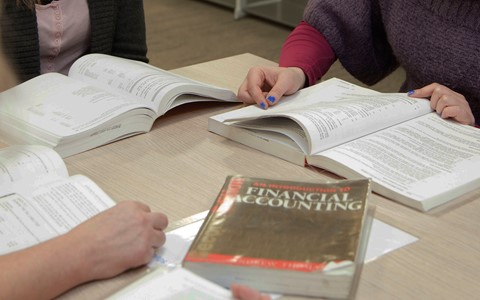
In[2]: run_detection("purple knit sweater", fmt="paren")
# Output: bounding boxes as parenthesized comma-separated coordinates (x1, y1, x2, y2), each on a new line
(304, 0, 480, 122)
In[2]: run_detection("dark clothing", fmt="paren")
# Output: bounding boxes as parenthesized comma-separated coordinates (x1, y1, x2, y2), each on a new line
(302, 0, 480, 121)
(1, 0, 148, 82)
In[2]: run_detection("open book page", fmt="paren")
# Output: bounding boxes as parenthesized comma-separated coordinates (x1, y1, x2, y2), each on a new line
(0, 175, 115, 255)
(0, 145, 68, 196)
(0, 72, 155, 141)
(223, 78, 433, 154)
(69, 54, 237, 116)
(108, 268, 233, 300)
(308, 113, 480, 211)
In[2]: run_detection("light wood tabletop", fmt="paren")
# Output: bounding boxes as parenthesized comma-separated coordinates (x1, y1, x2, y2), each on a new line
(8, 53, 478, 299)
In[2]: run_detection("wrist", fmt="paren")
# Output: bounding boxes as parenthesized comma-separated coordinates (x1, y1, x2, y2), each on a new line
(55, 230, 97, 283)
(287, 67, 307, 89)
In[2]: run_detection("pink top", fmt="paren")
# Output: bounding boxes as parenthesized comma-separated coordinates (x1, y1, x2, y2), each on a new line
(279, 21, 336, 87)
(35, 0, 90, 75)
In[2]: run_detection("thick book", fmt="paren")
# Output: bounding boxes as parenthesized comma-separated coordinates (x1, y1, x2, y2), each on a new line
(183, 175, 374, 299)
(0, 54, 237, 157)
(0, 145, 115, 255)
(208, 78, 480, 212)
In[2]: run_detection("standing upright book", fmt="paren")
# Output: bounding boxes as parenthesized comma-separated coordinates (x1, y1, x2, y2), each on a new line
(0, 54, 237, 157)
(183, 175, 374, 299)
(208, 78, 480, 211)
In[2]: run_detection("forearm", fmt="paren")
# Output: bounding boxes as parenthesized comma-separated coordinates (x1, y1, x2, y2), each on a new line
(0, 234, 90, 300)
(279, 21, 336, 86)
(0, 202, 166, 299)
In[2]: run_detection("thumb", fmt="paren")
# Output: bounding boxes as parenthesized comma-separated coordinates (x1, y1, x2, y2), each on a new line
(265, 89, 284, 107)
(265, 75, 298, 106)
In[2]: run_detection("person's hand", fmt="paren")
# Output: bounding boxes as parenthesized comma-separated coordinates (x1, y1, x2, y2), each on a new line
(67, 200, 168, 281)
(231, 284, 271, 300)
(408, 83, 475, 126)
(237, 66, 305, 109)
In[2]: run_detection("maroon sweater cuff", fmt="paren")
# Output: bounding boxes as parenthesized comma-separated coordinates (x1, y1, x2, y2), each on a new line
(279, 21, 336, 87)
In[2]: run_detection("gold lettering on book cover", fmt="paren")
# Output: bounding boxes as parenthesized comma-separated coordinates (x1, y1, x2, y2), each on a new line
(189, 177, 369, 264)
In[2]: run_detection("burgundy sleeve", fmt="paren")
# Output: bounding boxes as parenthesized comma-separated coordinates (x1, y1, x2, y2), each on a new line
(279, 21, 336, 87)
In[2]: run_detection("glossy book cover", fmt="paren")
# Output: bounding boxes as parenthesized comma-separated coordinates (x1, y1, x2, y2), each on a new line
(184, 175, 371, 272)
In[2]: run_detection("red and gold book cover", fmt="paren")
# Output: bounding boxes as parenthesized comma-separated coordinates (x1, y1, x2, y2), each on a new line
(184, 175, 371, 273)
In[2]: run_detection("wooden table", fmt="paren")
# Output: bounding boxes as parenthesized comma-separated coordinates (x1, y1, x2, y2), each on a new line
(27, 54, 480, 299)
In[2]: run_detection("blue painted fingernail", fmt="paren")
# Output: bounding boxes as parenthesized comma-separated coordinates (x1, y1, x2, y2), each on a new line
(267, 95, 276, 103)
(260, 102, 266, 109)
(407, 90, 415, 96)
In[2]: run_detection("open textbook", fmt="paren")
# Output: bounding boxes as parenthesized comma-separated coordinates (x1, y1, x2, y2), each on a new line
(0, 54, 237, 157)
(208, 78, 480, 211)
(0, 145, 115, 255)
(0, 145, 238, 300)
(107, 268, 234, 300)
(0, 145, 234, 300)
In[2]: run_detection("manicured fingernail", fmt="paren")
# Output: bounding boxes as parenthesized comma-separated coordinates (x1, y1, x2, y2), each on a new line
(267, 95, 276, 103)
(407, 90, 415, 96)
(259, 102, 266, 109)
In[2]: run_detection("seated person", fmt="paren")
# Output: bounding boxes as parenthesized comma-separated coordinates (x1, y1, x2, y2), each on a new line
(1, 0, 149, 82)
(237, 0, 478, 126)
(0, 41, 269, 300)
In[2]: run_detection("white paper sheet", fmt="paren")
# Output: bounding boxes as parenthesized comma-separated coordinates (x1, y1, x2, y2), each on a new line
(150, 216, 418, 269)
